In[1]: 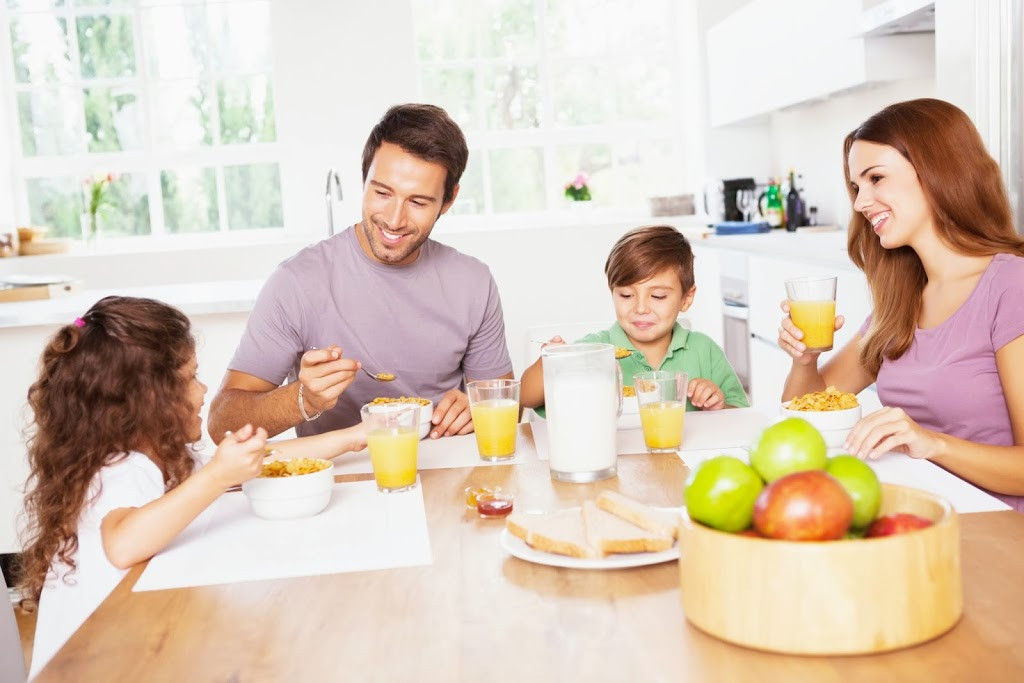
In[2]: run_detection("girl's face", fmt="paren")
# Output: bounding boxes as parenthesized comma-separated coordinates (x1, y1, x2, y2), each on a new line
(847, 140, 935, 250)
(612, 267, 695, 347)
(179, 355, 207, 442)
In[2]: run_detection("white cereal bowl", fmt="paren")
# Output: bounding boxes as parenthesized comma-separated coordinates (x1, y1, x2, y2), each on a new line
(780, 402, 862, 448)
(362, 400, 433, 439)
(241, 460, 335, 520)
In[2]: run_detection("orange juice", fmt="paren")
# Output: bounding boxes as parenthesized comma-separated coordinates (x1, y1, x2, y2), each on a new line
(470, 398, 519, 459)
(789, 299, 837, 351)
(367, 427, 419, 491)
(639, 400, 686, 451)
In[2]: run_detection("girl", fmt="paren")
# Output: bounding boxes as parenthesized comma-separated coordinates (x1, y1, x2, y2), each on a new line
(19, 296, 366, 677)
(778, 98, 1024, 510)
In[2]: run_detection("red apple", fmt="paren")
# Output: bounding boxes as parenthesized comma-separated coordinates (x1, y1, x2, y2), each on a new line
(865, 513, 933, 538)
(752, 470, 854, 541)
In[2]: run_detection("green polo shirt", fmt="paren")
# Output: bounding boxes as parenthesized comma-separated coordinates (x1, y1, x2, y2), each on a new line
(580, 322, 749, 411)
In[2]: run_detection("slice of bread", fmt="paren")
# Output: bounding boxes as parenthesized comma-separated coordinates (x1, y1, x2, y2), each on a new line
(581, 501, 674, 555)
(595, 490, 681, 540)
(506, 508, 596, 559)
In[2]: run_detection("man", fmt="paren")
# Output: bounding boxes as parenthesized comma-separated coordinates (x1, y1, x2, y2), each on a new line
(208, 104, 514, 441)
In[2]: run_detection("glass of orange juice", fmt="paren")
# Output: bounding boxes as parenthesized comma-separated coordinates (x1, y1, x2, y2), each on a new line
(467, 379, 521, 461)
(634, 371, 688, 453)
(361, 403, 420, 493)
(785, 276, 838, 352)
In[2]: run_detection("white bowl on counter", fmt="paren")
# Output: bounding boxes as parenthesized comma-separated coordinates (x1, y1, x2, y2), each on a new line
(241, 460, 335, 520)
(780, 402, 862, 448)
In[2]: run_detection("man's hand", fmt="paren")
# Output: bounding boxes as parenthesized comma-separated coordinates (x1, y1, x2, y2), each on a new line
(430, 388, 474, 438)
(297, 345, 360, 415)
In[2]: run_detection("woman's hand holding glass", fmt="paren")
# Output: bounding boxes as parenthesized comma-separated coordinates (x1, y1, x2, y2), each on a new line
(777, 300, 846, 365)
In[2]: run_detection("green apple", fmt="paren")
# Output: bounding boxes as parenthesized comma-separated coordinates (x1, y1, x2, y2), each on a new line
(749, 417, 827, 483)
(684, 455, 764, 533)
(826, 454, 882, 529)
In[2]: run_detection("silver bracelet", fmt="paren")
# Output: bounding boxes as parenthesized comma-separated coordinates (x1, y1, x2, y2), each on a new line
(297, 383, 322, 422)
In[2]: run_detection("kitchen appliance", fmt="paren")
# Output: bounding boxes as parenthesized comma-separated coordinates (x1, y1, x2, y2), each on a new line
(703, 177, 757, 222)
(719, 252, 750, 392)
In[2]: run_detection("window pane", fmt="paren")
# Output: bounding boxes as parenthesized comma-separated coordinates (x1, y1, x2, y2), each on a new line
(482, 64, 539, 130)
(448, 157, 483, 215)
(162, 167, 219, 233)
(613, 59, 672, 121)
(218, 76, 276, 144)
(551, 63, 607, 126)
(420, 67, 477, 130)
(25, 176, 82, 239)
(489, 147, 544, 212)
(17, 87, 83, 156)
(413, 0, 475, 61)
(9, 14, 72, 83)
(478, 0, 537, 60)
(76, 1, 132, 6)
(83, 86, 141, 152)
(76, 14, 136, 79)
(554, 143, 612, 206)
(92, 172, 151, 237)
(544, 0, 612, 59)
(142, 5, 207, 78)
(151, 80, 213, 148)
(224, 163, 282, 229)
(7, 1, 66, 9)
(612, 138, 680, 202)
(207, 1, 271, 73)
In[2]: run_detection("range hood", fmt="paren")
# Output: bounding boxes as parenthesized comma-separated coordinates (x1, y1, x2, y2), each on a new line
(861, 0, 935, 36)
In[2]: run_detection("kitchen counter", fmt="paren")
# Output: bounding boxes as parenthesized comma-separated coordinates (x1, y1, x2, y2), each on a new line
(0, 279, 264, 329)
(699, 229, 856, 269)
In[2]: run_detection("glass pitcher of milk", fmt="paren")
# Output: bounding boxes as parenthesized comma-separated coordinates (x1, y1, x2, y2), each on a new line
(541, 342, 621, 482)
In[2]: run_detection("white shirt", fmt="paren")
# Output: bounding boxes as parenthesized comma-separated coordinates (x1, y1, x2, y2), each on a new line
(29, 452, 167, 678)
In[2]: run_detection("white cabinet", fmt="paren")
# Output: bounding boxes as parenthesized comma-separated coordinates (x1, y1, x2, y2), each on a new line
(706, 0, 934, 126)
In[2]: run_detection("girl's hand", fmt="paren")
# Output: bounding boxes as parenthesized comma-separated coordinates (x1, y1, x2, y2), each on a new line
(210, 423, 268, 488)
(687, 378, 726, 410)
(778, 299, 845, 366)
(843, 407, 944, 461)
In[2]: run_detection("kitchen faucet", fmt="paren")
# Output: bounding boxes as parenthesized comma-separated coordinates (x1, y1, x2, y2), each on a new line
(325, 168, 342, 237)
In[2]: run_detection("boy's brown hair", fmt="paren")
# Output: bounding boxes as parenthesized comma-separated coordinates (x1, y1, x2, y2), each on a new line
(604, 225, 695, 292)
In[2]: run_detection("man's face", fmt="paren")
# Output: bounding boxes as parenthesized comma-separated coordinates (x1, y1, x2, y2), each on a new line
(358, 142, 458, 266)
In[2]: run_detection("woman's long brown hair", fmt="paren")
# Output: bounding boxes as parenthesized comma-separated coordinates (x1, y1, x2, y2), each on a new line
(844, 98, 1024, 375)
(18, 296, 197, 606)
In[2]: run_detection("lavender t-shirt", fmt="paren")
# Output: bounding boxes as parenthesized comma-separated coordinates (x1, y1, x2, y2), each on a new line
(861, 253, 1024, 511)
(229, 226, 513, 435)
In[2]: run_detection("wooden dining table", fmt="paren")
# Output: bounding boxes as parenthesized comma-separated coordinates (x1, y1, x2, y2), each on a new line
(37, 424, 1024, 682)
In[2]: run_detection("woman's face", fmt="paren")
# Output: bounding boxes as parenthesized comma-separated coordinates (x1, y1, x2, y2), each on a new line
(847, 140, 935, 250)
(180, 354, 207, 442)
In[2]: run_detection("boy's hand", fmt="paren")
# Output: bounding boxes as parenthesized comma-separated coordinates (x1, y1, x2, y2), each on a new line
(687, 378, 726, 410)
(209, 423, 268, 488)
(540, 335, 565, 349)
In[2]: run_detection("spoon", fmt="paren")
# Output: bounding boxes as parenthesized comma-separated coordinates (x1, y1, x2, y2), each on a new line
(362, 366, 396, 382)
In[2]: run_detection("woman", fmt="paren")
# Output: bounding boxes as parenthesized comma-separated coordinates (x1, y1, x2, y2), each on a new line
(778, 98, 1024, 511)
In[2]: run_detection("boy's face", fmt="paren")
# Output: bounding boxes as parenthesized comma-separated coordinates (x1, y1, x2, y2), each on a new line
(612, 267, 696, 347)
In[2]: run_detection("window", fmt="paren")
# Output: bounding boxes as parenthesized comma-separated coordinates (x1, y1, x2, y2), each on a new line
(3, 0, 283, 241)
(411, 0, 695, 219)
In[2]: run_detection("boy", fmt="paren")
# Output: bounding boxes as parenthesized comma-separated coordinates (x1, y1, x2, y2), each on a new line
(520, 225, 748, 412)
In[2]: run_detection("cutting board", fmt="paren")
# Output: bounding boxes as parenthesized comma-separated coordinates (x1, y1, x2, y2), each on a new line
(0, 280, 80, 303)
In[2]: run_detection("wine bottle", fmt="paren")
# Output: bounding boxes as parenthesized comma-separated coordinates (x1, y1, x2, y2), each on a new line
(785, 168, 802, 232)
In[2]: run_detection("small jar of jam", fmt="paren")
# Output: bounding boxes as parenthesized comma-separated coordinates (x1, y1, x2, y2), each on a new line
(475, 490, 514, 518)
(464, 486, 494, 508)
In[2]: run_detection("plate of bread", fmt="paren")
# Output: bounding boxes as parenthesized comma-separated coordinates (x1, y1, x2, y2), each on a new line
(502, 491, 681, 569)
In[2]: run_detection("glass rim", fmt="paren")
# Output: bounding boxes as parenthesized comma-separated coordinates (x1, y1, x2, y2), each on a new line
(466, 378, 521, 389)
(540, 342, 613, 357)
(784, 275, 837, 285)
(633, 370, 687, 381)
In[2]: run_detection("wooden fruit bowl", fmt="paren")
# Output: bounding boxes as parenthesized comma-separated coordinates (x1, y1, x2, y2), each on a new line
(678, 483, 962, 655)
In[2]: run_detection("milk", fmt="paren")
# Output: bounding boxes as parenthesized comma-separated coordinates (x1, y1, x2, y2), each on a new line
(545, 373, 618, 476)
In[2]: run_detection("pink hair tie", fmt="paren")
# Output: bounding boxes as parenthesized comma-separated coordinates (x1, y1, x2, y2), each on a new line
(73, 317, 85, 328)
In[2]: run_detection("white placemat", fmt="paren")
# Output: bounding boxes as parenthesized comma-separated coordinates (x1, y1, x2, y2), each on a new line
(868, 453, 1010, 514)
(531, 408, 771, 462)
(330, 428, 538, 476)
(133, 479, 432, 591)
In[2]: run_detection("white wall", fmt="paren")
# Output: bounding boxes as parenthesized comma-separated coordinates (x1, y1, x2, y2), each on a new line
(767, 77, 937, 227)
